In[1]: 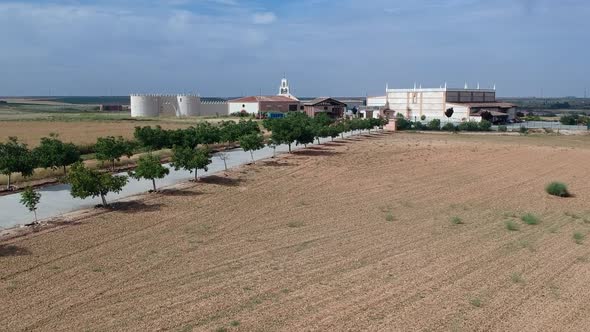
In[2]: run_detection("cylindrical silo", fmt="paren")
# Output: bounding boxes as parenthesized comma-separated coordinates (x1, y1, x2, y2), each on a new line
(177, 95, 200, 117)
(131, 94, 160, 117)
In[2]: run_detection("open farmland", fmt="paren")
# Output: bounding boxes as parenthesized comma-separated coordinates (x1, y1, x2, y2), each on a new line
(0, 120, 196, 147)
(2, 132, 590, 331)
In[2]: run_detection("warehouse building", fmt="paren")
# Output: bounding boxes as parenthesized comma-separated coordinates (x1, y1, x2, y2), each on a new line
(303, 97, 347, 118)
(367, 85, 517, 124)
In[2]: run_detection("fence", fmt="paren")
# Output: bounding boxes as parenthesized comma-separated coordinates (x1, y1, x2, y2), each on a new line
(492, 121, 588, 131)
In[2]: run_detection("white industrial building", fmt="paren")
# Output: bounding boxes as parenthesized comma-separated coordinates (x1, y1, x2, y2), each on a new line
(130, 94, 227, 118)
(366, 84, 516, 124)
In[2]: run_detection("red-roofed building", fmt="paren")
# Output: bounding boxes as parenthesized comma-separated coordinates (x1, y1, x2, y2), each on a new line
(228, 95, 300, 115)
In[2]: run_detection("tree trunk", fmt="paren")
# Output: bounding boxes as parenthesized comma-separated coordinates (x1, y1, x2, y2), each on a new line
(195, 169, 198, 181)
(152, 178, 157, 192)
(317, 138, 320, 144)
(341, 133, 344, 139)
(34, 210, 38, 224)
(63, 165, 67, 176)
(100, 194, 108, 207)
(250, 151, 254, 163)
(223, 157, 228, 171)
(288, 143, 292, 153)
(112, 160, 116, 171)
(331, 136, 334, 141)
(272, 146, 276, 158)
(7, 173, 11, 190)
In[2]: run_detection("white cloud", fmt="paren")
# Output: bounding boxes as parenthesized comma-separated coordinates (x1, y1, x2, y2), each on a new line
(252, 12, 277, 24)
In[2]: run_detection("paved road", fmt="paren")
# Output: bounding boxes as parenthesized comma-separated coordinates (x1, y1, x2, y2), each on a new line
(0, 133, 360, 229)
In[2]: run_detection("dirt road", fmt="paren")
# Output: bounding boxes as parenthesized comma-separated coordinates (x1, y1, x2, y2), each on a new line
(2, 133, 590, 331)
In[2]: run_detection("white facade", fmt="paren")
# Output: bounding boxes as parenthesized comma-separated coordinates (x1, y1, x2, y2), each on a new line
(366, 96, 387, 108)
(384, 87, 495, 122)
(130, 95, 161, 117)
(131, 94, 227, 118)
(228, 102, 259, 115)
(177, 95, 200, 117)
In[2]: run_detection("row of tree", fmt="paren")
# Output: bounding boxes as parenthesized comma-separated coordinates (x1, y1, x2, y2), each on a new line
(263, 113, 388, 153)
(13, 116, 387, 223)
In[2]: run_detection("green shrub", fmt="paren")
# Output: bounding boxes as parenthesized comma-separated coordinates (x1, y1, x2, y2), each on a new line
(427, 119, 441, 130)
(385, 212, 395, 222)
(505, 220, 519, 231)
(519, 126, 528, 135)
(396, 117, 412, 130)
(458, 121, 480, 131)
(521, 213, 540, 225)
(498, 125, 508, 132)
(413, 121, 426, 130)
(451, 216, 463, 225)
(478, 120, 492, 131)
(441, 123, 456, 131)
(545, 182, 570, 197)
(574, 232, 585, 245)
(420, 115, 426, 121)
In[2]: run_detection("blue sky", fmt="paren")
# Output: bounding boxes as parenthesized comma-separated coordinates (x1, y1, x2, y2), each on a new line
(0, 0, 588, 97)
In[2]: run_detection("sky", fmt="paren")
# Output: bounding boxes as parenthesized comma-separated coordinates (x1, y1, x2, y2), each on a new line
(0, 0, 589, 97)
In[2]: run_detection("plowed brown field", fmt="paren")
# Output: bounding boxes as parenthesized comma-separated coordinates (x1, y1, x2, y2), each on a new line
(2, 132, 590, 331)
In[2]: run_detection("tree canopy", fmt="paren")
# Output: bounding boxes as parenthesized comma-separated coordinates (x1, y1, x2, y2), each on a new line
(0, 137, 37, 189)
(20, 186, 41, 223)
(129, 154, 169, 192)
(239, 133, 265, 163)
(171, 146, 212, 181)
(34, 134, 80, 175)
(95, 136, 134, 170)
(67, 162, 128, 207)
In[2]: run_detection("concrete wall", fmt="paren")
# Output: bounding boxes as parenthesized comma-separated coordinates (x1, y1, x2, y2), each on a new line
(386, 90, 449, 121)
(367, 96, 386, 107)
(229, 102, 258, 114)
(200, 102, 228, 116)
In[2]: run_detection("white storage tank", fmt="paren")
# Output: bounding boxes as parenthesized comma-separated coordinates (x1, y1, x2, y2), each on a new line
(177, 94, 200, 117)
(131, 94, 160, 117)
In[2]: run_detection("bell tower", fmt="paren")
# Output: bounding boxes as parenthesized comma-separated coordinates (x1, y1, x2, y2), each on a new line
(278, 76, 296, 99)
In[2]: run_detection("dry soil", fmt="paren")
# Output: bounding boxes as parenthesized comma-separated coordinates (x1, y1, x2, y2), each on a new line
(2, 132, 590, 331)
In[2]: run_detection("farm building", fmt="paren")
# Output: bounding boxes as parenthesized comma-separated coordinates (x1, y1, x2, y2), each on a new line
(303, 97, 347, 118)
(368, 85, 517, 124)
(228, 96, 300, 115)
(227, 77, 300, 115)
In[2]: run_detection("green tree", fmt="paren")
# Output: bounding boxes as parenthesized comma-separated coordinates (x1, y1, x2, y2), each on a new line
(134, 126, 170, 151)
(239, 133, 265, 163)
(193, 122, 221, 147)
(34, 134, 81, 175)
(20, 186, 41, 224)
(95, 136, 134, 171)
(295, 125, 315, 147)
(0, 137, 37, 190)
(171, 146, 212, 181)
(129, 154, 169, 192)
(67, 162, 128, 207)
(264, 118, 296, 153)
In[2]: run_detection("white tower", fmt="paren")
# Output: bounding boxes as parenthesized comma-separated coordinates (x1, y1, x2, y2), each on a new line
(278, 77, 297, 99)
